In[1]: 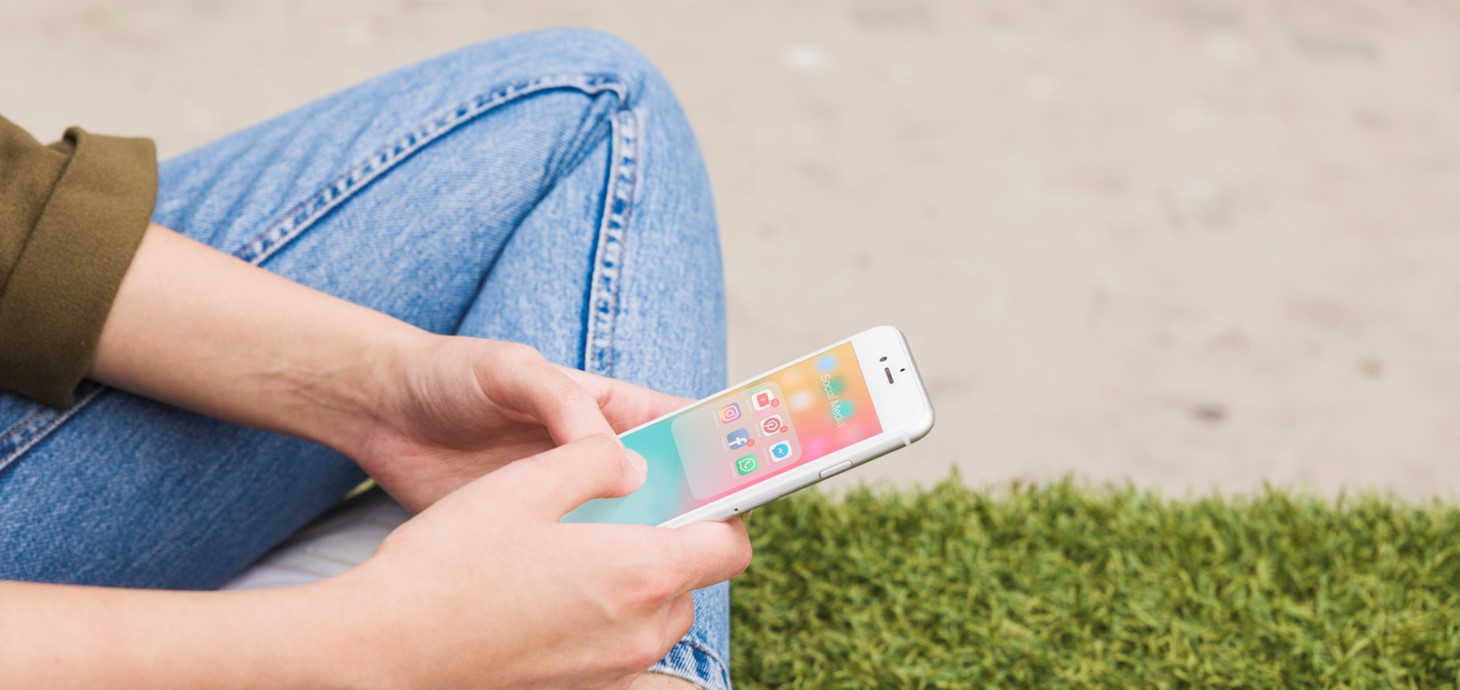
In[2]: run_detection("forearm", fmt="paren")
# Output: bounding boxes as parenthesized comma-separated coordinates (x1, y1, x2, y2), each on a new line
(89, 224, 420, 455)
(0, 580, 372, 689)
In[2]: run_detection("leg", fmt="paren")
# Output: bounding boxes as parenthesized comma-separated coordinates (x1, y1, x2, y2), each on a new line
(0, 28, 731, 688)
(452, 40, 732, 690)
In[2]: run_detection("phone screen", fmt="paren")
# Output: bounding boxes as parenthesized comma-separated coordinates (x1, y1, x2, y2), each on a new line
(564, 341, 883, 525)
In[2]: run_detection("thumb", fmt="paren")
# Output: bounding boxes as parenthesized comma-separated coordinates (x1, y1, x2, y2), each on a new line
(506, 434, 647, 518)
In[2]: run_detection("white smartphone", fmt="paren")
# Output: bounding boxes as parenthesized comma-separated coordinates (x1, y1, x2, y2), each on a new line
(564, 325, 934, 527)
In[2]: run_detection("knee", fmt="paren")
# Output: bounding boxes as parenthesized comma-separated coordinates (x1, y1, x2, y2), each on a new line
(464, 28, 669, 109)
(535, 28, 657, 75)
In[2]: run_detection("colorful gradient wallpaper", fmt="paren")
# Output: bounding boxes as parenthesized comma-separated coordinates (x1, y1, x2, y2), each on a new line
(564, 341, 883, 525)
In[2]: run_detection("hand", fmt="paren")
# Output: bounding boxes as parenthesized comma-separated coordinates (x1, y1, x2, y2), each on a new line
(338, 436, 752, 689)
(88, 226, 688, 514)
(343, 333, 688, 512)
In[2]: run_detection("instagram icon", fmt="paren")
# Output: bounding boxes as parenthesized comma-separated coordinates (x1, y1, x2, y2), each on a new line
(717, 403, 742, 424)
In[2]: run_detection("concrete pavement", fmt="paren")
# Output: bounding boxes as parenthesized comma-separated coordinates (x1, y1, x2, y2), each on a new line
(4, 0, 1458, 498)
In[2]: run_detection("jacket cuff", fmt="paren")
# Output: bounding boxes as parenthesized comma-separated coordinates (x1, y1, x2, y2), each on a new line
(0, 128, 156, 409)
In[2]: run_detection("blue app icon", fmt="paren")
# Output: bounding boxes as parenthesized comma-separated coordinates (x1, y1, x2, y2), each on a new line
(726, 428, 751, 451)
(770, 441, 793, 461)
(817, 355, 838, 373)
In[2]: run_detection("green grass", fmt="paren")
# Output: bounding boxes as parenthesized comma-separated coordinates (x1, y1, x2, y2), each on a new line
(729, 476, 1460, 689)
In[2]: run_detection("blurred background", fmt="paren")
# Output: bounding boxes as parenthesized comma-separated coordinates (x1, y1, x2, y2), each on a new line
(4, 0, 1457, 498)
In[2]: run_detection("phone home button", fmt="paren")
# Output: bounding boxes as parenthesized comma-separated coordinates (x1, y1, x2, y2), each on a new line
(817, 461, 853, 480)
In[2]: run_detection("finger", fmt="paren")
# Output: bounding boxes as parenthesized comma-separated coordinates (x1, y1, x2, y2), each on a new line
(661, 593, 696, 645)
(494, 355, 617, 444)
(607, 676, 638, 690)
(661, 518, 753, 594)
(498, 435, 647, 518)
(556, 367, 690, 432)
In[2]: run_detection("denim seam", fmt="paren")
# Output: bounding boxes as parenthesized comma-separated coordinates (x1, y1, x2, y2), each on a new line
(0, 72, 628, 476)
(648, 668, 726, 690)
(680, 637, 733, 678)
(235, 73, 628, 265)
(579, 107, 730, 690)
(0, 383, 106, 476)
(582, 108, 638, 377)
(647, 637, 732, 690)
(680, 638, 730, 674)
(0, 410, 42, 450)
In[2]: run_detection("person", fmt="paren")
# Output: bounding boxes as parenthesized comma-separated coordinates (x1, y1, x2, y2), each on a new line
(0, 28, 751, 689)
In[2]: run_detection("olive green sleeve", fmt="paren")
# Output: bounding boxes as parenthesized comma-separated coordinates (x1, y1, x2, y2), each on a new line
(0, 116, 157, 409)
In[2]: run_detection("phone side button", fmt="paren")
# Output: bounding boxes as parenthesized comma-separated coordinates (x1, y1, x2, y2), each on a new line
(817, 461, 854, 479)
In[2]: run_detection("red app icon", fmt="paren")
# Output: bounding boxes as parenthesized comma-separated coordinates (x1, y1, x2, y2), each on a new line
(759, 415, 786, 435)
(751, 388, 779, 411)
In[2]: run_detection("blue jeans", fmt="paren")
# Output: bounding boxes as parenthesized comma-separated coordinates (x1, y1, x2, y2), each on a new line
(0, 29, 732, 689)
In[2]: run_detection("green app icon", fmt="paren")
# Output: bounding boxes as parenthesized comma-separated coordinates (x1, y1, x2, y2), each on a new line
(735, 454, 758, 476)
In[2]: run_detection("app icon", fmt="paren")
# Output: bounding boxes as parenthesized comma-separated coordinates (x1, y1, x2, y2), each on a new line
(725, 428, 752, 451)
(817, 355, 838, 373)
(759, 415, 786, 435)
(717, 403, 742, 424)
(770, 441, 793, 461)
(735, 454, 758, 476)
(751, 388, 779, 411)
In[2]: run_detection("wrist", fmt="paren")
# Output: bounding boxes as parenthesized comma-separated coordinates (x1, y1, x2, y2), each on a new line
(295, 323, 429, 460)
(254, 576, 400, 690)
(303, 561, 419, 690)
